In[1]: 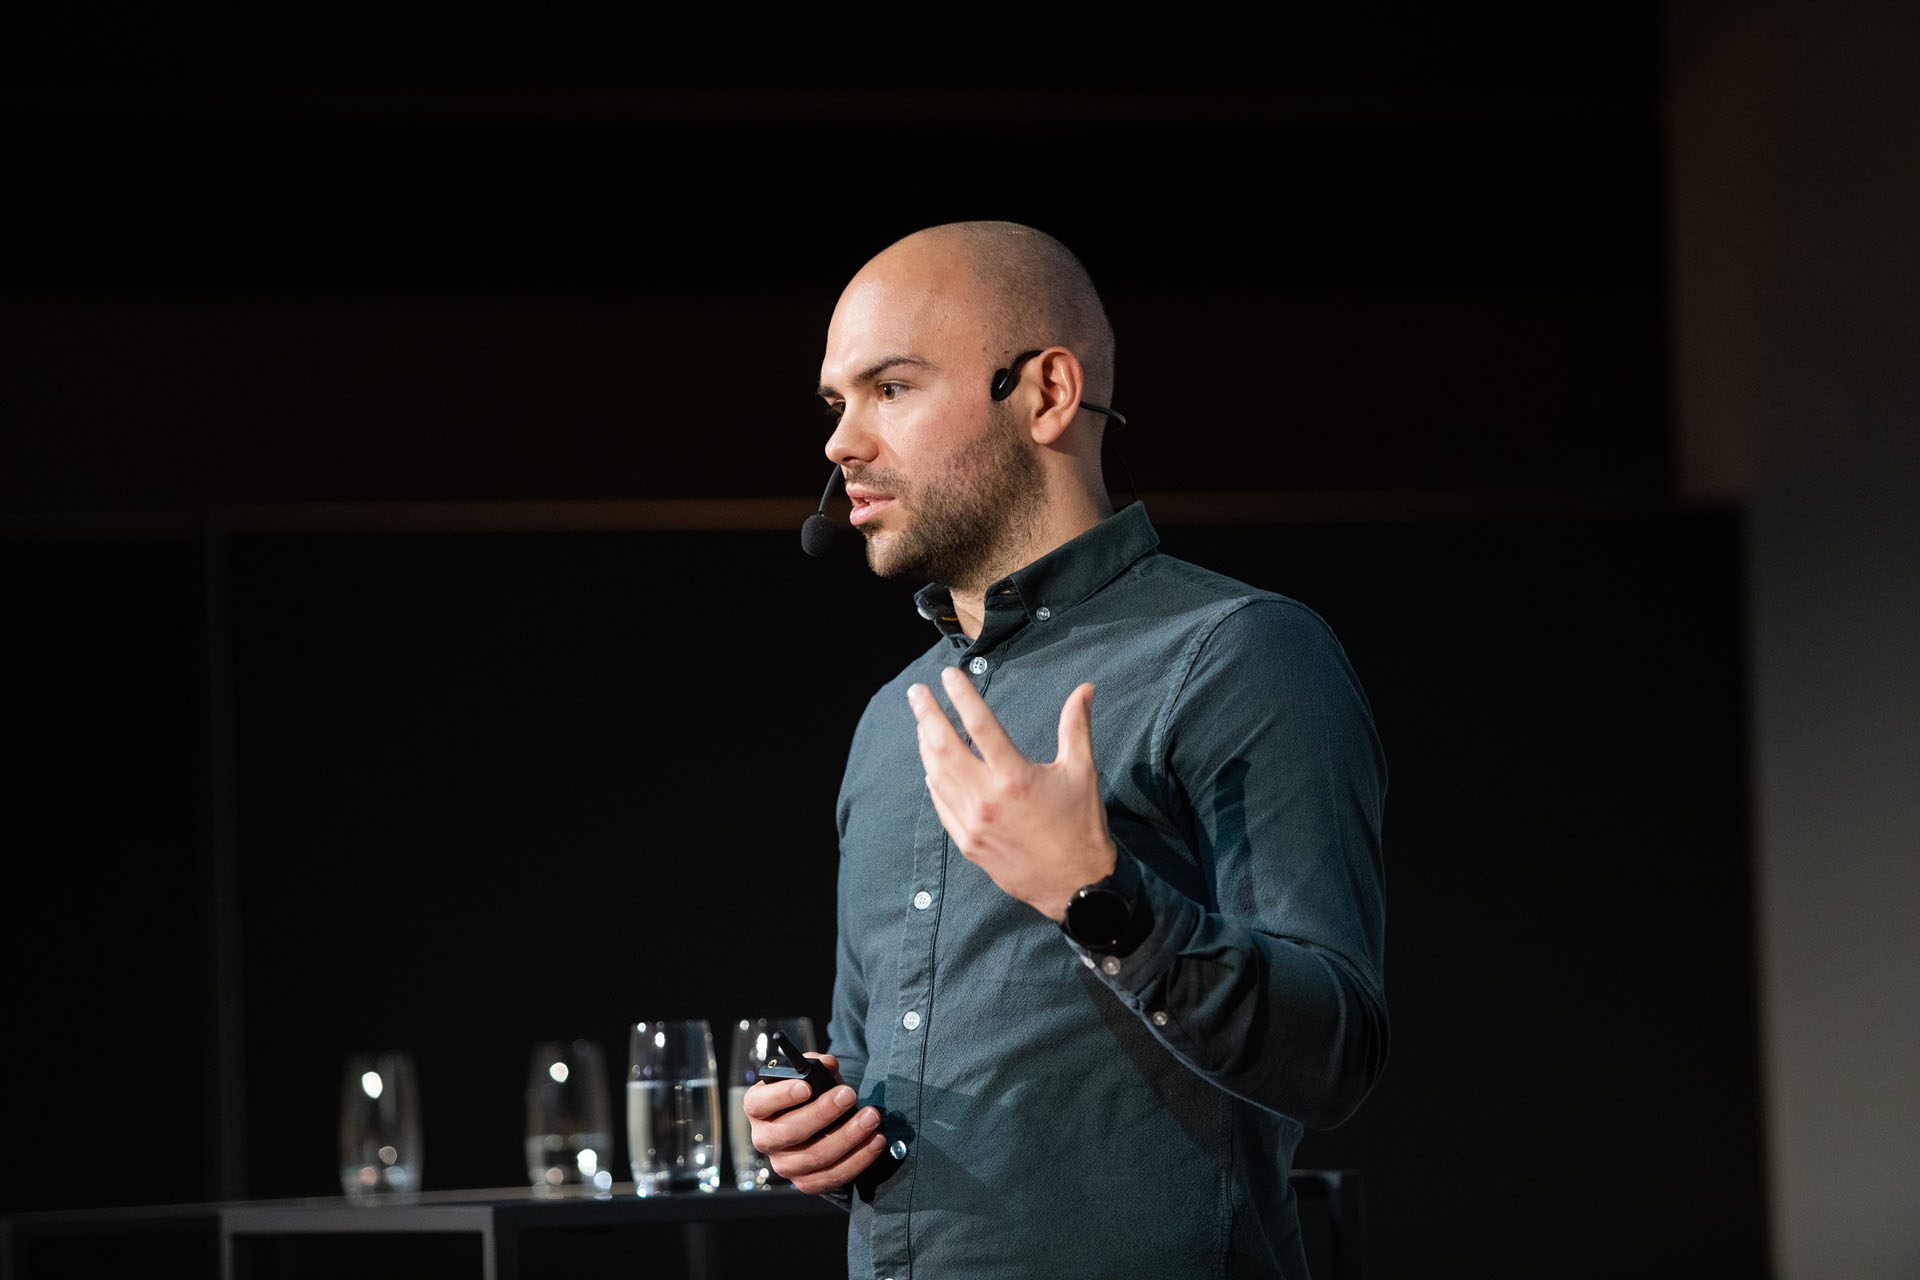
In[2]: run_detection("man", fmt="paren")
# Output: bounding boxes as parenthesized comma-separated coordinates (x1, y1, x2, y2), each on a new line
(746, 222, 1388, 1278)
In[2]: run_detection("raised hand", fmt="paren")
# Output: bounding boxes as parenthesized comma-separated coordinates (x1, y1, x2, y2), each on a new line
(907, 667, 1117, 921)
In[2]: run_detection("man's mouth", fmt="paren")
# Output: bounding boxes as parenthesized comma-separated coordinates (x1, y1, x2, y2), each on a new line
(846, 485, 895, 528)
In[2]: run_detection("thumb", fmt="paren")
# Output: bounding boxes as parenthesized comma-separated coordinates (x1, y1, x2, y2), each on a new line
(1055, 682, 1095, 766)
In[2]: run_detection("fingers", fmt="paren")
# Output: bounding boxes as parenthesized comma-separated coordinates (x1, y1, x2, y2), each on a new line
(936, 666, 1024, 768)
(921, 765, 967, 852)
(740, 1075, 818, 1121)
(1055, 682, 1094, 768)
(912, 681, 985, 857)
(783, 1121, 888, 1195)
(740, 1051, 887, 1193)
(914, 669, 1081, 773)
(910, 679, 993, 839)
(748, 1082, 887, 1192)
(748, 1079, 860, 1153)
(740, 1050, 842, 1125)
(907, 682, 968, 762)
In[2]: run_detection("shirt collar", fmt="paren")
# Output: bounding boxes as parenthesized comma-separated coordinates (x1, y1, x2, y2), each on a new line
(913, 502, 1161, 640)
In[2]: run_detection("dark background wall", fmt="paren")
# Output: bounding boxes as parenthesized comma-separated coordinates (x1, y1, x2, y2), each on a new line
(4, 4, 1914, 1277)
(7, 515, 1759, 1280)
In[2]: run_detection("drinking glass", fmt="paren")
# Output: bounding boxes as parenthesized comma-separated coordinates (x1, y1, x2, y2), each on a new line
(525, 1039, 613, 1194)
(627, 1020, 721, 1196)
(726, 1016, 817, 1190)
(339, 1050, 422, 1196)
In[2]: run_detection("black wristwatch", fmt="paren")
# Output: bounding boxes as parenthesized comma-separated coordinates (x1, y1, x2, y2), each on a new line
(1062, 858, 1149, 953)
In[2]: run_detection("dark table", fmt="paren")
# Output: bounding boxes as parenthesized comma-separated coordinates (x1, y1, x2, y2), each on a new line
(2, 1183, 846, 1280)
(4, 1171, 1364, 1280)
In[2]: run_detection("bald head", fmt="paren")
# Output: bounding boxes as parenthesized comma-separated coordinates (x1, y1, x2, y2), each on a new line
(820, 221, 1121, 600)
(868, 221, 1116, 407)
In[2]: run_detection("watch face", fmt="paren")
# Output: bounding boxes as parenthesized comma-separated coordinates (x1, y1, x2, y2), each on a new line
(1068, 887, 1130, 948)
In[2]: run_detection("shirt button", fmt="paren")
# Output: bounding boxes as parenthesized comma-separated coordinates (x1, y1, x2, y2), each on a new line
(1100, 956, 1122, 976)
(1151, 1010, 1169, 1028)
(1035, 606, 1052, 621)
(968, 656, 988, 676)
(902, 1010, 922, 1031)
(888, 1139, 909, 1160)
(912, 890, 932, 910)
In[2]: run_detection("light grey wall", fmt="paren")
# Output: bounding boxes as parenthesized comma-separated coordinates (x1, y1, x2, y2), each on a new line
(1670, 3, 1920, 1275)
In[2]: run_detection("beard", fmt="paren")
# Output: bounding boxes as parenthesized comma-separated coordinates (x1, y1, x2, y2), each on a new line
(854, 403, 1045, 593)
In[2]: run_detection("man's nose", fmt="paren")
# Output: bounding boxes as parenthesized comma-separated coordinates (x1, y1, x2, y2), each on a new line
(824, 404, 875, 467)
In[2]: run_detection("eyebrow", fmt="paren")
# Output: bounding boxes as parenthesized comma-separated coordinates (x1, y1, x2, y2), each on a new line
(817, 354, 938, 400)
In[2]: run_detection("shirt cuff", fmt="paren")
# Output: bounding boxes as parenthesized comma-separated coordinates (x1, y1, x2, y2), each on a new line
(1061, 851, 1206, 1041)
(1099, 849, 1155, 956)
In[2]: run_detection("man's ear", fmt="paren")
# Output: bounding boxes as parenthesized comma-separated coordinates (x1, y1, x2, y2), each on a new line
(1027, 347, 1088, 446)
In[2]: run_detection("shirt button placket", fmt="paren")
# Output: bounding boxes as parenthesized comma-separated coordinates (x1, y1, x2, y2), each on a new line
(885, 744, 944, 1279)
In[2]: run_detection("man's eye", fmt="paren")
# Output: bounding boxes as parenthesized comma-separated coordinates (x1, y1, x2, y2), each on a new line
(821, 400, 844, 420)
(877, 383, 903, 402)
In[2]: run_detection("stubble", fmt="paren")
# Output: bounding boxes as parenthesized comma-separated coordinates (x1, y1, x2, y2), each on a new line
(857, 403, 1044, 594)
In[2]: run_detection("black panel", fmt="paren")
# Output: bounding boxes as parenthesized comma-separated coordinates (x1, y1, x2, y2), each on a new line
(2, 538, 210, 1213)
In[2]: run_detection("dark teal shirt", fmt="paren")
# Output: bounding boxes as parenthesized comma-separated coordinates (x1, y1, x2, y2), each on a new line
(830, 504, 1388, 1279)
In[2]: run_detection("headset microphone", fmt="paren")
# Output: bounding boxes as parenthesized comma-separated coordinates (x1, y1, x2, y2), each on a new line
(991, 349, 1127, 425)
(800, 466, 844, 557)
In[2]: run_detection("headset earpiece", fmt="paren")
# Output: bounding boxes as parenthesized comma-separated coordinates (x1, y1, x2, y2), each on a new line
(988, 347, 1128, 426)
(990, 350, 1044, 402)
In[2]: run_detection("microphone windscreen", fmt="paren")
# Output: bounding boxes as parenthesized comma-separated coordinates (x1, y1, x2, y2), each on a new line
(800, 513, 837, 557)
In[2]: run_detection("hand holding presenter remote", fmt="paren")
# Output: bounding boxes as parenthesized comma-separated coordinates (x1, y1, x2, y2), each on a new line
(741, 1033, 887, 1194)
